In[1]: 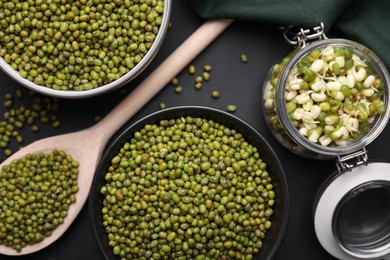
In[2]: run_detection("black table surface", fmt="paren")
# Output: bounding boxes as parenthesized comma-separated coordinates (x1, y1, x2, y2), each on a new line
(1, 1, 390, 260)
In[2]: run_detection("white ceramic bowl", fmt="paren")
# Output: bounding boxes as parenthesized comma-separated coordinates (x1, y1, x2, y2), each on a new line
(0, 0, 171, 99)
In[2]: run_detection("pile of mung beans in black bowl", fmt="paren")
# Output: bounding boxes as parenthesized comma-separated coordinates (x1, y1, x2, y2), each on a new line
(0, 0, 171, 98)
(90, 106, 289, 260)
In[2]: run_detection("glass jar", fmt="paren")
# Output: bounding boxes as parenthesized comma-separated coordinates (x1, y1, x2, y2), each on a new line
(262, 38, 390, 161)
(262, 24, 390, 260)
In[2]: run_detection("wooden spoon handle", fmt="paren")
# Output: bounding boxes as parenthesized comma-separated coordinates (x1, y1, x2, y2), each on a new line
(91, 19, 234, 141)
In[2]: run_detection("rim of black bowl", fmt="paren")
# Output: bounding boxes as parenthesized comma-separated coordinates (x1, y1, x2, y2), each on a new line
(89, 106, 289, 260)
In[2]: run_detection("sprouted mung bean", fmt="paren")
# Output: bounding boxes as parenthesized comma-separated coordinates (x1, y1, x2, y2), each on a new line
(0, 149, 79, 252)
(101, 116, 275, 259)
(0, 0, 165, 91)
(264, 46, 386, 146)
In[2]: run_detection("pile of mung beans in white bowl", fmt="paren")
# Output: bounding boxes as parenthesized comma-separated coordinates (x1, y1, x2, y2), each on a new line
(263, 39, 390, 159)
(0, 0, 171, 98)
(90, 106, 289, 260)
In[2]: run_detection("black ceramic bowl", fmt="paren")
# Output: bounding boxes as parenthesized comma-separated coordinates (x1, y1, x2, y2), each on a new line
(90, 106, 289, 260)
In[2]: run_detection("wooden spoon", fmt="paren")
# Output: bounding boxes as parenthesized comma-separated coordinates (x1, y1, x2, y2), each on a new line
(0, 19, 233, 256)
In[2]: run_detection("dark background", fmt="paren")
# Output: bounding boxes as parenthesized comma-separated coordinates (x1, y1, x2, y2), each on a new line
(1, 1, 390, 260)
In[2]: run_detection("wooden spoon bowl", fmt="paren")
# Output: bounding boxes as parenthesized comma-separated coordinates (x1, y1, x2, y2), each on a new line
(0, 127, 105, 255)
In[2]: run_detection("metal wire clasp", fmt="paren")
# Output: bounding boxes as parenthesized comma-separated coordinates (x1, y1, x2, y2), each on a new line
(336, 148, 368, 174)
(281, 22, 327, 47)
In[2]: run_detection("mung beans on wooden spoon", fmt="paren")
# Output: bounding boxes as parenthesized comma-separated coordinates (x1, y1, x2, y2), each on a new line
(0, 19, 233, 256)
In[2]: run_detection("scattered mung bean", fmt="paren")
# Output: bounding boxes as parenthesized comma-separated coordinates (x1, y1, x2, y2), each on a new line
(195, 76, 203, 84)
(202, 72, 210, 81)
(159, 102, 166, 110)
(171, 78, 179, 86)
(227, 105, 237, 112)
(211, 90, 221, 99)
(175, 86, 183, 94)
(203, 65, 212, 72)
(241, 54, 248, 63)
(195, 82, 202, 90)
(188, 65, 196, 75)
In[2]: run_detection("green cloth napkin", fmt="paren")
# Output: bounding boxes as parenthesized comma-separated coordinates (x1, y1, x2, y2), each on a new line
(190, 0, 390, 69)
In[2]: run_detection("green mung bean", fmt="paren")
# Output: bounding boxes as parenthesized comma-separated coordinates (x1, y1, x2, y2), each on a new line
(175, 86, 183, 94)
(203, 65, 212, 72)
(240, 54, 248, 63)
(195, 82, 202, 90)
(211, 91, 221, 99)
(171, 77, 179, 86)
(159, 103, 166, 110)
(227, 105, 237, 112)
(188, 65, 196, 75)
(195, 76, 203, 84)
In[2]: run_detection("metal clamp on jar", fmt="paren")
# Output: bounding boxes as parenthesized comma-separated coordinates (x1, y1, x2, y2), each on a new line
(262, 23, 390, 259)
